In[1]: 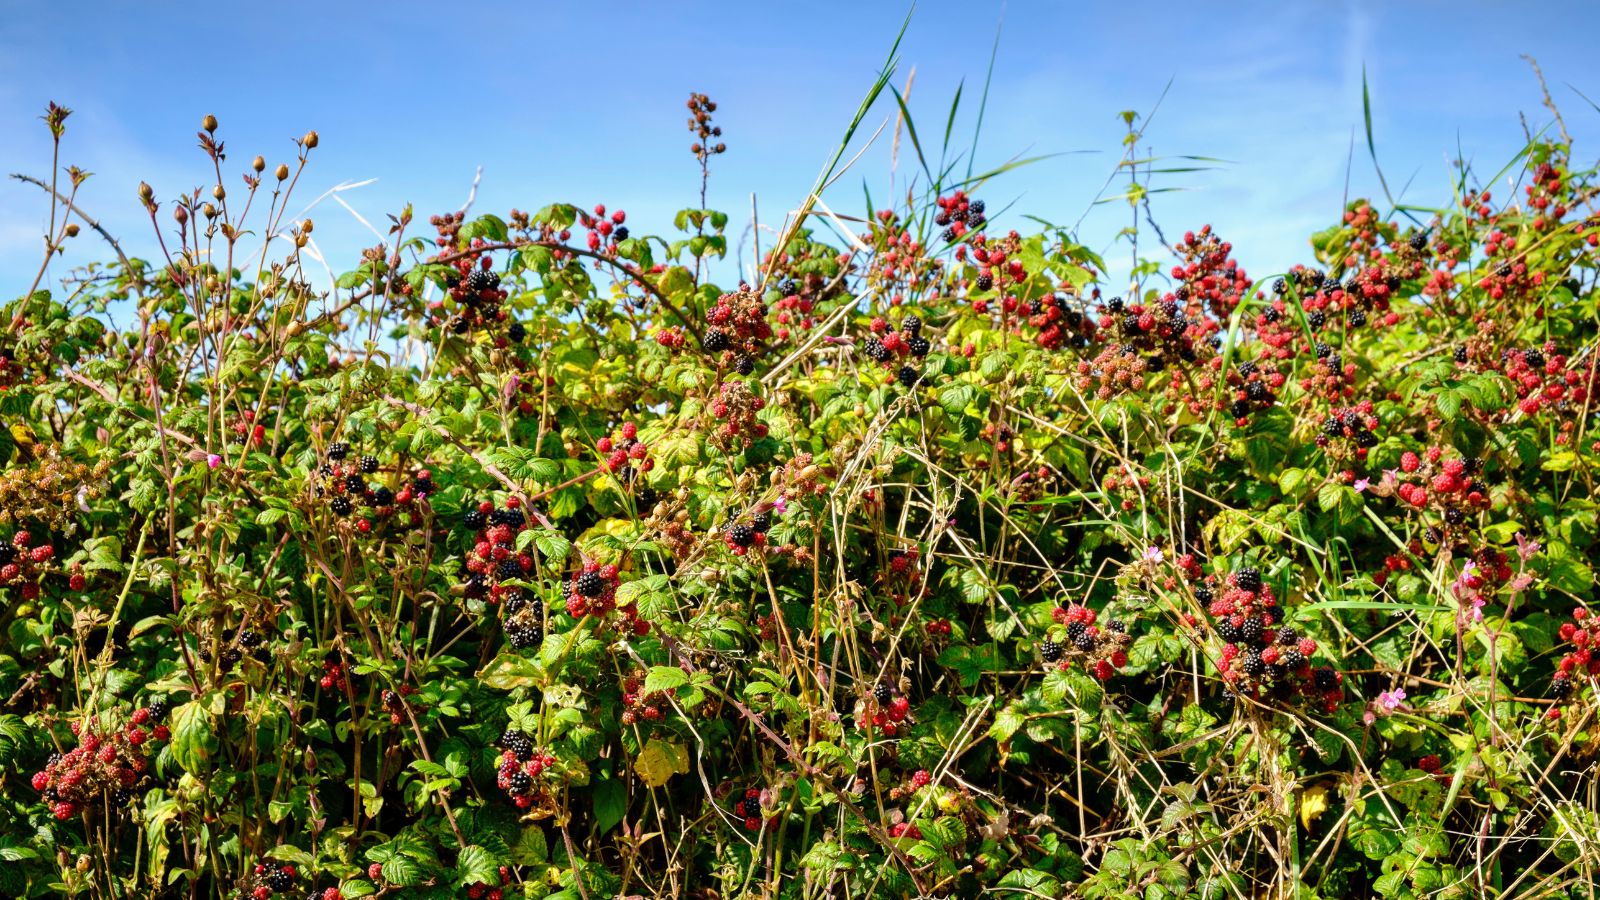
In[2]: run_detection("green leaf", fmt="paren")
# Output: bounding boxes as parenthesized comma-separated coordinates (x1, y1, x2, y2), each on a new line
(642, 666, 688, 695)
(169, 699, 216, 775)
(594, 777, 626, 834)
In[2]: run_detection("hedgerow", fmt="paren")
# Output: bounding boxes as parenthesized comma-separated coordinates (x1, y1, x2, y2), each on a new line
(2, 65, 1599, 900)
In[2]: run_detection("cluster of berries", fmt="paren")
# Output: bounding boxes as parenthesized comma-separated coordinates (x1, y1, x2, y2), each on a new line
(246, 861, 297, 898)
(579, 204, 629, 253)
(729, 786, 773, 831)
(378, 686, 418, 725)
(318, 661, 348, 692)
(464, 870, 512, 900)
(501, 590, 546, 650)
(1022, 293, 1095, 351)
(1077, 294, 1212, 404)
(563, 560, 648, 635)
(767, 276, 821, 342)
(620, 670, 670, 725)
(859, 681, 914, 736)
(315, 443, 434, 524)
(708, 379, 769, 448)
(888, 821, 924, 840)
(496, 729, 556, 809)
(460, 499, 533, 604)
(1492, 344, 1597, 420)
(934, 191, 986, 244)
(597, 421, 652, 484)
(878, 547, 924, 605)
(0, 530, 53, 600)
(230, 409, 266, 447)
(701, 285, 773, 371)
(1315, 403, 1380, 460)
(1550, 608, 1600, 717)
(438, 249, 513, 337)
(1190, 567, 1343, 711)
(1392, 448, 1488, 527)
(687, 92, 727, 161)
(1226, 359, 1281, 426)
(1041, 603, 1130, 682)
(199, 625, 271, 671)
(1171, 226, 1251, 319)
(861, 314, 930, 387)
(721, 509, 771, 555)
(31, 702, 169, 820)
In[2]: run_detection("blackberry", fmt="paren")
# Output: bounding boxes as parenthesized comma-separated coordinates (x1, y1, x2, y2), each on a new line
(902, 315, 922, 336)
(265, 867, 293, 892)
(498, 559, 523, 580)
(1072, 632, 1097, 652)
(1229, 399, 1251, 419)
(863, 338, 890, 362)
(508, 772, 532, 794)
(1245, 381, 1270, 401)
(935, 211, 951, 226)
(751, 511, 771, 532)
(975, 273, 994, 291)
(1107, 619, 1126, 634)
(941, 227, 958, 243)
(1444, 507, 1465, 526)
(330, 496, 353, 516)
(1040, 638, 1063, 663)
(1552, 676, 1574, 699)
(613, 226, 630, 242)
(1194, 586, 1213, 603)
(897, 366, 920, 388)
(358, 455, 379, 474)
(1234, 567, 1262, 593)
(1237, 361, 1258, 377)
(328, 442, 350, 460)
(1279, 648, 1305, 669)
(1463, 456, 1483, 475)
(907, 336, 931, 358)
(1239, 651, 1265, 676)
(1308, 311, 1325, 329)
(413, 474, 435, 495)
(464, 508, 487, 529)
(507, 622, 542, 649)
(967, 199, 985, 215)
(703, 327, 730, 352)
(735, 355, 755, 376)
(1263, 308, 1281, 323)
(967, 214, 986, 230)
(467, 269, 500, 294)
(344, 474, 366, 494)
(508, 321, 526, 343)
(1275, 626, 1298, 645)
(147, 698, 169, 720)
(1216, 619, 1242, 644)
(1349, 310, 1367, 327)
(1323, 417, 1344, 436)
(1065, 621, 1087, 641)
(238, 628, 263, 649)
(1409, 231, 1428, 251)
(371, 486, 394, 506)
(1525, 349, 1545, 369)
(728, 524, 756, 547)
(575, 570, 604, 598)
(1273, 277, 1287, 295)
(1313, 667, 1339, 691)
(450, 316, 471, 334)
(0, 545, 13, 565)
(1495, 262, 1513, 278)
(873, 682, 892, 705)
(1355, 430, 1379, 448)
(501, 729, 535, 760)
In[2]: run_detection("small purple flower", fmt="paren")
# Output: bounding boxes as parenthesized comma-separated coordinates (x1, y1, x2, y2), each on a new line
(772, 495, 788, 515)
(207, 454, 222, 470)
(1377, 688, 1406, 711)
(1353, 478, 1370, 493)
(1143, 545, 1163, 562)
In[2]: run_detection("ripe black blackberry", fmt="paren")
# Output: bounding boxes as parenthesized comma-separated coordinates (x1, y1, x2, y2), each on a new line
(1107, 619, 1126, 634)
(148, 698, 169, 720)
(750, 511, 771, 533)
(1245, 381, 1270, 401)
(464, 508, 486, 529)
(501, 729, 535, 760)
(873, 682, 892, 705)
(330, 496, 353, 516)
(1552, 676, 1573, 699)
(238, 628, 263, 648)
(728, 523, 756, 547)
(735, 355, 755, 376)
(1239, 616, 1263, 643)
(614, 226, 630, 242)
(1106, 297, 1124, 313)
(703, 327, 730, 352)
(506, 622, 542, 649)
(413, 473, 435, 495)
(1194, 586, 1213, 603)
(907, 336, 931, 358)
(371, 486, 394, 506)
(467, 269, 500, 294)
(358, 455, 379, 474)
(0, 544, 14, 565)
(1040, 638, 1063, 662)
(508, 772, 532, 794)
(1307, 311, 1326, 329)
(1239, 651, 1265, 677)
(575, 570, 604, 598)
(1275, 626, 1297, 645)
(508, 321, 526, 343)
(902, 315, 922, 336)
(1525, 349, 1545, 369)
(1444, 507, 1465, 526)
(264, 866, 293, 892)
(941, 227, 958, 243)
(1234, 567, 1262, 593)
(1409, 231, 1428, 251)
(1313, 667, 1339, 691)
(1495, 262, 1513, 278)
(1216, 619, 1242, 644)
(1279, 648, 1305, 669)
(863, 338, 890, 362)
(344, 474, 366, 494)
(1072, 632, 1097, 652)
(968, 199, 985, 216)
(1273, 278, 1287, 294)
(328, 441, 350, 460)
(1229, 399, 1250, 419)
(1349, 310, 1367, 327)
(498, 559, 523, 580)
(1065, 621, 1087, 641)
(974, 273, 993, 291)
(897, 365, 920, 388)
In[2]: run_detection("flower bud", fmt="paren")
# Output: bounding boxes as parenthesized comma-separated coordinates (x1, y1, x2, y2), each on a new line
(275, 164, 289, 181)
(301, 218, 314, 234)
(252, 155, 265, 173)
(173, 206, 188, 224)
(202, 114, 218, 133)
(203, 203, 217, 219)
(302, 130, 319, 149)
(212, 184, 225, 201)
(64, 223, 79, 238)
(138, 182, 154, 202)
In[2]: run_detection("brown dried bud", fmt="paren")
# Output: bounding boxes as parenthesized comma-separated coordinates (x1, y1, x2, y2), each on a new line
(294, 234, 308, 249)
(173, 206, 188, 224)
(204, 275, 220, 294)
(202, 203, 218, 219)
(212, 184, 225, 201)
(715, 143, 726, 154)
(302, 130, 319, 149)
(202, 114, 218, 133)
(301, 218, 313, 234)
(138, 182, 154, 202)
(275, 163, 289, 181)
(252, 155, 265, 173)
(64, 223, 80, 238)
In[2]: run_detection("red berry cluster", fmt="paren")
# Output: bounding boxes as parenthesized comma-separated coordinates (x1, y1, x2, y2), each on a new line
(465, 873, 510, 900)
(434, 240, 512, 336)
(879, 547, 923, 605)
(31, 704, 169, 820)
(702, 285, 773, 367)
(318, 661, 348, 692)
(1314, 402, 1380, 462)
(707, 379, 768, 448)
(1042, 603, 1130, 682)
(860, 313, 932, 383)
(888, 821, 924, 840)
(1022, 293, 1095, 351)
(859, 682, 913, 736)
(1494, 344, 1595, 420)
(620, 669, 670, 724)
(730, 786, 775, 832)
(579, 204, 628, 253)
(1196, 566, 1343, 712)
(460, 499, 533, 604)
(596, 421, 652, 483)
(230, 409, 266, 447)
(1550, 607, 1600, 715)
(934, 191, 986, 244)
(0, 530, 52, 600)
(495, 729, 556, 809)
(1171, 225, 1251, 320)
(1392, 448, 1488, 527)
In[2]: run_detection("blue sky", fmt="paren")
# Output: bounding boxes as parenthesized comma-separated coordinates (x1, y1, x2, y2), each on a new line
(2, 1, 1597, 301)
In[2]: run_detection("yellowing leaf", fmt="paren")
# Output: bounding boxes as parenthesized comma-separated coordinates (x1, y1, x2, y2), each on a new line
(635, 739, 689, 788)
(1300, 783, 1330, 830)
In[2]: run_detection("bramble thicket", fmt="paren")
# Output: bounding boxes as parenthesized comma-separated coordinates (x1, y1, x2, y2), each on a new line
(2, 62, 1600, 900)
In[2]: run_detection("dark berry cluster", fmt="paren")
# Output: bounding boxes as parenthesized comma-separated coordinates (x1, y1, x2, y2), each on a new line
(436, 248, 512, 337)
(496, 729, 557, 809)
(378, 685, 419, 725)
(1314, 403, 1380, 461)
(1226, 359, 1281, 426)
(687, 92, 726, 163)
(721, 508, 772, 555)
(0, 530, 53, 600)
(730, 786, 773, 832)
(703, 285, 774, 364)
(563, 560, 648, 635)
(1194, 565, 1343, 711)
(1044, 603, 1130, 681)
(934, 191, 985, 244)
(314, 444, 434, 530)
(459, 498, 533, 605)
(248, 861, 298, 898)
(859, 682, 913, 736)
(31, 704, 170, 820)
(1549, 607, 1600, 720)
